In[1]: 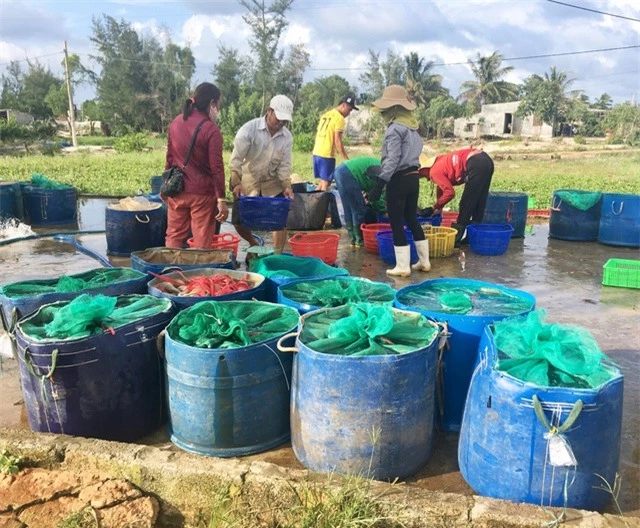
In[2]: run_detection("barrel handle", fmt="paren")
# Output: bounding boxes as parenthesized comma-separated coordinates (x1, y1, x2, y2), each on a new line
(160, 266, 183, 275)
(506, 201, 516, 223)
(532, 394, 583, 435)
(22, 347, 59, 404)
(551, 197, 562, 212)
(135, 214, 150, 224)
(611, 201, 624, 216)
(156, 330, 166, 359)
(277, 332, 299, 353)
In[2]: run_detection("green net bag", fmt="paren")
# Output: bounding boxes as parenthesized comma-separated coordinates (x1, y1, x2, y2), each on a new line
(299, 303, 439, 356)
(280, 278, 395, 308)
(30, 174, 73, 190)
(0, 268, 145, 298)
(19, 294, 172, 341)
(168, 300, 299, 349)
(555, 190, 602, 211)
(250, 254, 348, 280)
(494, 309, 616, 388)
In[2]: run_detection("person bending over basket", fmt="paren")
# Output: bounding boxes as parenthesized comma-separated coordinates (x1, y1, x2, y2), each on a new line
(164, 82, 228, 248)
(367, 85, 430, 277)
(418, 148, 494, 245)
(229, 95, 295, 256)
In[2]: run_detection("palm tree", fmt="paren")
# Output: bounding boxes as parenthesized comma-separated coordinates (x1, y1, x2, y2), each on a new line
(592, 93, 613, 110)
(458, 51, 518, 111)
(404, 52, 447, 108)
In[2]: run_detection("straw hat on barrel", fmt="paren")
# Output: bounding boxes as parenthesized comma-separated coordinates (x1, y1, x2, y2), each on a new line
(371, 85, 417, 111)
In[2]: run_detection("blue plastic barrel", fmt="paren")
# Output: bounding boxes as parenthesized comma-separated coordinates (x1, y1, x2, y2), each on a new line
(277, 276, 395, 314)
(165, 301, 298, 457)
(131, 247, 234, 275)
(148, 268, 266, 310)
(458, 325, 623, 510)
(598, 193, 640, 248)
(14, 296, 175, 441)
(0, 182, 20, 219)
(0, 268, 149, 325)
(482, 192, 528, 238)
(290, 307, 440, 480)
(394, 278, 536, 432)
(22, 186, 77, 225)
(549, 190, 602, 241)
(106, 204, 167, 256)
(150, 175, 163, 195)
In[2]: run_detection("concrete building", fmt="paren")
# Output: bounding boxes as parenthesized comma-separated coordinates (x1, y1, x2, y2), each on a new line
(0, 109, 34, 125)
(454, 101, 553, 140)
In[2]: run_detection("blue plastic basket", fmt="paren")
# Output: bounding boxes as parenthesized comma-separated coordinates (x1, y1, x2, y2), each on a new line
(238, 196, 292, 231)
(376, 229, 419, 265)
(376, 213, 442, 227)
(467, 224, 514, 256)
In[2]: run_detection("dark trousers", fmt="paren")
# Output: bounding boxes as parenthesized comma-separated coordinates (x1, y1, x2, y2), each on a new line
(386, 173, 425, 246)
(458, 152, 494, 226)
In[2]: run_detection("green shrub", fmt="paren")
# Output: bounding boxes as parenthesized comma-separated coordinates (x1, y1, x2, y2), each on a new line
(573, 135, 586, 145)
(294, 132, 315, 152)
(114, 133, 148, 153)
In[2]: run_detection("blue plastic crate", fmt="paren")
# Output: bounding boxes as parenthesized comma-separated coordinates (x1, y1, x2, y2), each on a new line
(467, 224, 514, 256)
(376, 229, 419, 265)
(238, 196, 292, 231)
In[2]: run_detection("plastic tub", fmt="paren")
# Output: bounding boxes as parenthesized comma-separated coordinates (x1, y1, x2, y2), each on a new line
(376, 230, 419, 265)
(238, 196, 291, 231)
(187, 233, 241, 256)
(549, 189, 602, 241)
(289, 233, 340, 266)
(361, 223, 391, 254)
(467, 224, 514, 256)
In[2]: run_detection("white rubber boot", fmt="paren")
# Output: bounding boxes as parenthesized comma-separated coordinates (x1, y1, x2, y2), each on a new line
(412, 239, 431, 272)
(386, 245, 411, 277)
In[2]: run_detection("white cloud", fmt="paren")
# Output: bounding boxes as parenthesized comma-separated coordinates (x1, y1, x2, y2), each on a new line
(283, 23, 311, 46)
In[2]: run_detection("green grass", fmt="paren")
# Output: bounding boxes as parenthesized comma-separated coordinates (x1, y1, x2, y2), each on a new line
(1, 150, 638, 208)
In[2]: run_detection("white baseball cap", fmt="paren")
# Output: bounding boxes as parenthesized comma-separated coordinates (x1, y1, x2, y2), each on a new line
(270, 94, 294, 122)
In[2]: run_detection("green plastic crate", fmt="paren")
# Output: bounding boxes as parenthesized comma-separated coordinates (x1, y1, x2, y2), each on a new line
(602, 258, 640, 289)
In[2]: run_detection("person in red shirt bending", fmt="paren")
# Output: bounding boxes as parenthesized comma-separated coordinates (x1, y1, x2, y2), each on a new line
(164, 82, 228, 248)
(418, 148, 494, 243)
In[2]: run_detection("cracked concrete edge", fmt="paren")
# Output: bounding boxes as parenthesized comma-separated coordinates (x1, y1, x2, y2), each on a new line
(1, 428, 638, 528)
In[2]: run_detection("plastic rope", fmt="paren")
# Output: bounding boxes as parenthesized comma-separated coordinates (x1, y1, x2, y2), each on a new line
(262, 343, 290, 391)
(532, 395, 584, 435)
(22, 347, 59, 404)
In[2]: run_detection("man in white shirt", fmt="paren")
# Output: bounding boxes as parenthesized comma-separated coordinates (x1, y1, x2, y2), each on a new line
(229, 95, 295, 254)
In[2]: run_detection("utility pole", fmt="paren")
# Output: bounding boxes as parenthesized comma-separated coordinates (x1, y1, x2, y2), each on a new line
(63, 41, 77, 148)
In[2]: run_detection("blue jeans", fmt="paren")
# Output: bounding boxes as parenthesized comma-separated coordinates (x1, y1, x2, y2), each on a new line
(333, 165, 368, 228)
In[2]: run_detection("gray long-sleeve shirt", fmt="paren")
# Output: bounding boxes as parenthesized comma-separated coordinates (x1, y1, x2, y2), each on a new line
(379, 122, 423, 182)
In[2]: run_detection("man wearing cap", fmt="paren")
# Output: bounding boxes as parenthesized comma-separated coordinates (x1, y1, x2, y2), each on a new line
(229, 94, 295, 256)
(418, 148, 494, 244)
(312, 94, 359, 192)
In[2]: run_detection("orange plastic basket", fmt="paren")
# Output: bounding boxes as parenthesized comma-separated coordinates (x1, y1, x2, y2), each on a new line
(360, 223, 391, 254)
(440, 211, 459, 227)
(527, 209, 551, 218)
(187, 233, 241, 256)
(288, 233, 340, 265)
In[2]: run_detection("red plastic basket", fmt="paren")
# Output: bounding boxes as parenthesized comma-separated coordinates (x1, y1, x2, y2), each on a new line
(288, 233, 340, 265)
(527, 209, 551, 218)
(187, 233, 241, 256)
(441, 211, 458, 227)
(360, 223, 391, 254)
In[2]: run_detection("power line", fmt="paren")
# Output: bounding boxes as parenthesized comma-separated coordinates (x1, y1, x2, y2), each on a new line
(0, 52, 64, 68)
(544, 0, 640, 23)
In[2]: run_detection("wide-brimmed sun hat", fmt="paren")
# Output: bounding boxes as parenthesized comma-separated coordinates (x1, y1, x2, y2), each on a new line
(371, 85, 416, 111)
(418, 153, 437, 176)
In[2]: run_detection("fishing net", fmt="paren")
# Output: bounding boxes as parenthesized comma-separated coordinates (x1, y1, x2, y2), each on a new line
(280, 278, 395, 308)
(0, 268, 145, 298)
(494, 309, 617, 389)
(19, 294, 172, 340)
(396, 282, 533, 316)
(108, 197, 163, 211)
(299, 303, 439, 356)
(29, 174, 72, 190)
(250, 254, 349, 280)
(168, 301, 299, 349)
(555, 191, 602, 211)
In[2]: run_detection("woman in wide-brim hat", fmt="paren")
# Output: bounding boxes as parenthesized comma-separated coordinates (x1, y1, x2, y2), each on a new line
(367, 85, 430, 277)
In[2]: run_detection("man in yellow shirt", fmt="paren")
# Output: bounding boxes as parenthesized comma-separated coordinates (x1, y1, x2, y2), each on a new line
(312, 93, 358, 191)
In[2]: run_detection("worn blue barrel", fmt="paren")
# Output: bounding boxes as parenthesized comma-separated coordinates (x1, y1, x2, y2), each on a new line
(598, 193, 640, 248)
(0, 268, 148, 325)
(106, 203, 166, 256)
(131, 247, 234, 275)
(22, 186, 77, 225)
(395, 278, 536, 431)
(150, 175, 163, 195)
(291, 307, 440, 480)
(277, 276, 395, 314)
(482, 191, 528, 238)
(165, 301, 298, 457)
(14, 296, 175, 441)
(549, 190, 602, 241)
(148, 268, 266, 310)
(458, 326, 623, 510)
(0, 182, 20, 219)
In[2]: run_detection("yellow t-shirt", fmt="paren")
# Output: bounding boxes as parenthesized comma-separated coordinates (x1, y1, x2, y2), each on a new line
(312, 108, 346, 159)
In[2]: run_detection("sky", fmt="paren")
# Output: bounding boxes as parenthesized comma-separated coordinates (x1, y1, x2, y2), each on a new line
(0, 0, 639, 106)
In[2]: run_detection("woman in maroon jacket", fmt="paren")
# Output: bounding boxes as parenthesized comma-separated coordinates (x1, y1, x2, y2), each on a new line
(164, 82, 228, 248)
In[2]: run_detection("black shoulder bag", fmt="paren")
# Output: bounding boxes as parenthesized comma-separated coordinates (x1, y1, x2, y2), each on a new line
(160, 118, 208, 197)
